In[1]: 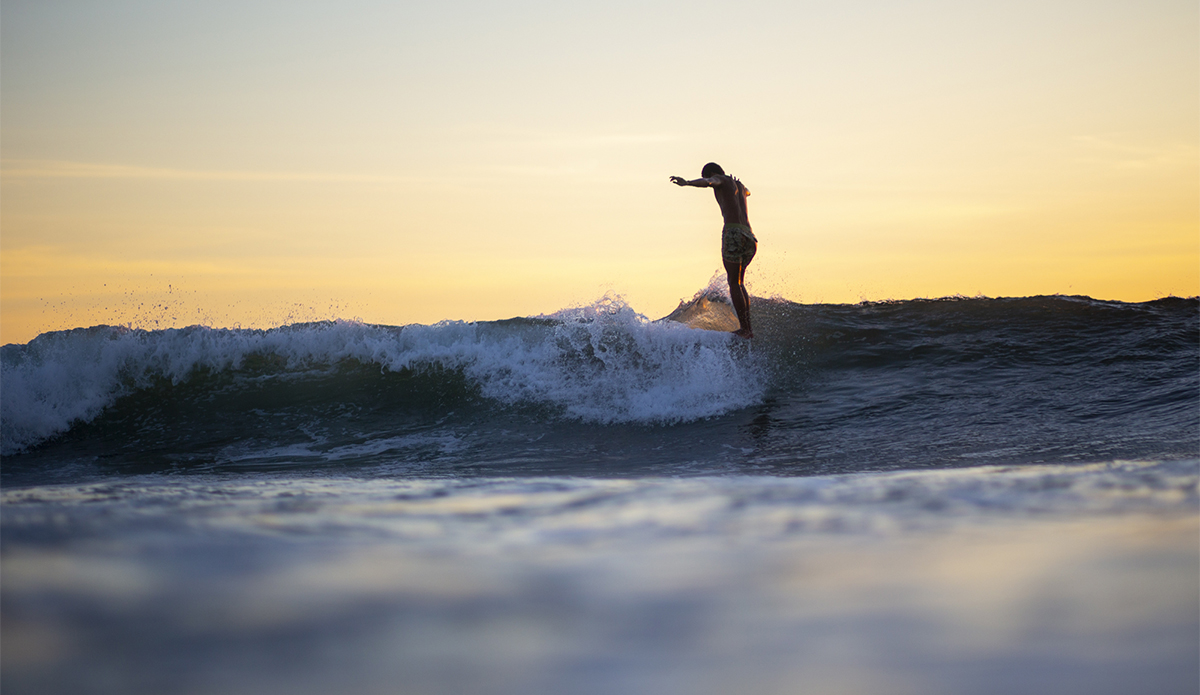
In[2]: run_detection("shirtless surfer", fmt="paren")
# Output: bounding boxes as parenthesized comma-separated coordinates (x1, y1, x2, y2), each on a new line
(670, 163, 757, 338)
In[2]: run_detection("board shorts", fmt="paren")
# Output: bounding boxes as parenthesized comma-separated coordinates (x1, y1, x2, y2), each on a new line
(721, 223, 757, 266)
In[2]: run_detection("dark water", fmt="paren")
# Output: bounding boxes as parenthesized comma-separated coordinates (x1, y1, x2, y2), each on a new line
(3, 293, 1198, 694)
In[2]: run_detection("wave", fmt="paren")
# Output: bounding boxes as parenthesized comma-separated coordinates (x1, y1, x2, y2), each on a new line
(0, 295, 761, 455)
(2, 292, 1196, 468)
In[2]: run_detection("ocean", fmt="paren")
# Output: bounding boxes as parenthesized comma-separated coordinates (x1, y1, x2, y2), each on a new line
(2, 291, 1198, 694)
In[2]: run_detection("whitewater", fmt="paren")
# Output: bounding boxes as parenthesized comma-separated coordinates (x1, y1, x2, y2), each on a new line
(2, 295, 760, 458)
(2, 290, 1197, 695)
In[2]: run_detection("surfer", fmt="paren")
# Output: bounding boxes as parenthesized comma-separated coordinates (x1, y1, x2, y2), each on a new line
(670, 163, 757, 338)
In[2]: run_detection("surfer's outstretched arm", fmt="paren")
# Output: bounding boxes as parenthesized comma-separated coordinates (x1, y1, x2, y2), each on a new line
(669, 176, 721, 188)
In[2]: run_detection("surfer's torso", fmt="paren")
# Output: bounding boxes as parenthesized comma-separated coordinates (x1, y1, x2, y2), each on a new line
(710, 175, 751, 228)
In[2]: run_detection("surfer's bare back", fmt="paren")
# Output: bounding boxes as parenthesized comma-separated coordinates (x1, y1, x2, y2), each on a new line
(670, 162, 758, 339)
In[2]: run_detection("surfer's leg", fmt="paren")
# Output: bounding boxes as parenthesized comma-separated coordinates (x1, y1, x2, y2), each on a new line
(724, 259, 753, 338)
(738, 263, 753, 336)
(738, 241, 755, 336)
(721, 226, 755, 338)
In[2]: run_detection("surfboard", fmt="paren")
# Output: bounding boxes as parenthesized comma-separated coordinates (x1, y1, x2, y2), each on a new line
(661, 293, 741, 332)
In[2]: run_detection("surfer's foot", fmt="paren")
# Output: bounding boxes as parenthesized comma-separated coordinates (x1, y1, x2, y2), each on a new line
(732, 328, 754, 339)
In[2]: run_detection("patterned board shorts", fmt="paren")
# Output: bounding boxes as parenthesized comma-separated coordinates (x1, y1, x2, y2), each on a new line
(721, 223, 758, 266)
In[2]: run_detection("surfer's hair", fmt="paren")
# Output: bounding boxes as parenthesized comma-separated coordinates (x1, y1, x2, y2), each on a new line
(701, 162, 724, 178)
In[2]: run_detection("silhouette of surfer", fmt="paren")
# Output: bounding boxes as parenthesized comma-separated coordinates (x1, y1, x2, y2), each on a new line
(670, 163, 757, 338)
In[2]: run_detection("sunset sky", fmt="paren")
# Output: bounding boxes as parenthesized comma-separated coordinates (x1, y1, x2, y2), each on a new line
(2, 0, 1196, 344)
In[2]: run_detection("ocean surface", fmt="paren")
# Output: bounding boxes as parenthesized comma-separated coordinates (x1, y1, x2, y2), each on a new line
(2, 291, 1198, 694)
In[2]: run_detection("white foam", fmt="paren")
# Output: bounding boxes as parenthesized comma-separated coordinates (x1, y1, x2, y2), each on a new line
(1, 297, 763, 454)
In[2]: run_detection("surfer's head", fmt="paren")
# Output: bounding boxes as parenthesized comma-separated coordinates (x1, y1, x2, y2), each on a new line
(701, 162, 724, 178)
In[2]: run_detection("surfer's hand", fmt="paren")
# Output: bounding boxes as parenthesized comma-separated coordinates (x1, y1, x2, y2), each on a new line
(669, 176, 687, 186)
